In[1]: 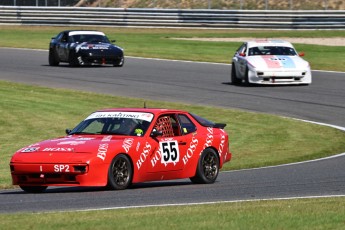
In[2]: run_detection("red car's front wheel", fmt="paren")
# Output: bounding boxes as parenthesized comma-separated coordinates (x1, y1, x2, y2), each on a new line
(107, 154, 133, 190)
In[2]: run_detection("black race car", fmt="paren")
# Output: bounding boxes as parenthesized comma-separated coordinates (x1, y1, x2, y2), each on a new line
(49, 30, 124, 67)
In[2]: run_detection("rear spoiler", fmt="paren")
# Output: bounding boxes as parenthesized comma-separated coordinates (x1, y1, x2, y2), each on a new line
(212, 123, 227, 129)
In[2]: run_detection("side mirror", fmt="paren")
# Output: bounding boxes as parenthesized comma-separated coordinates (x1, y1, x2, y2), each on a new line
(239, 52, 246, 57)
(111, 40, 116, 43)
(150, 130, 163, 137)
(299, 52, 305, 57)
(65, 129, 72, 135)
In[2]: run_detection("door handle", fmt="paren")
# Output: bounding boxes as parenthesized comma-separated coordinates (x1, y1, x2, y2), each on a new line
(178, 141, 187, 145)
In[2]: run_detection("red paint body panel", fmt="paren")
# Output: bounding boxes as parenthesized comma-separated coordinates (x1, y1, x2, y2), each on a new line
(10, 108, 232, 189)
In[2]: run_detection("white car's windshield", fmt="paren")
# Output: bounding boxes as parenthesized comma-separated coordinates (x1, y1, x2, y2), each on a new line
(248, 46, 297, 56)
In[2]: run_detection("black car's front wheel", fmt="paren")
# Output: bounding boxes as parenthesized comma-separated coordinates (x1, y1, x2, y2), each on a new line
(48, 49, 59, 66)
(68, 51, 79, 67)
(190, 148, 220, 184)
(107, 154, 133, 190)
(113, 56, 124, 67)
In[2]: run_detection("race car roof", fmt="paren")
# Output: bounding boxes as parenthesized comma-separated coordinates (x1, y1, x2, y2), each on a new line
(68, 31, 105, 36)
(246, 39, 294, 48)
(95, 108, 187, 115)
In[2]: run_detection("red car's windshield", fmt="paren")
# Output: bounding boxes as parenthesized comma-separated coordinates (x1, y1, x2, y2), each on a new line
(70, 117, 151, 136)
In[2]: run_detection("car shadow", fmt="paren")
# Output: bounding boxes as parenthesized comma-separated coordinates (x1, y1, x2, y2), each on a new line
(41, 64, 115, 68)
(129, 180, 193, 190)
(2, 180, 193, 194)
(222, 82, 308, 87)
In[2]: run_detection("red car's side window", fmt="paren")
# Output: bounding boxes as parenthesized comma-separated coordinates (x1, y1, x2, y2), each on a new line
(154, 116, 175, 137)
(178, 114, 196, 135)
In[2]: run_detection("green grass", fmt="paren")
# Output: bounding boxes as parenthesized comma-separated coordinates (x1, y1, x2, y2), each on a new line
(1, 26, 345, 227)
(1, 197, 345, 229)
(0, 26, 345, 71)
(1, 81, 345, 189)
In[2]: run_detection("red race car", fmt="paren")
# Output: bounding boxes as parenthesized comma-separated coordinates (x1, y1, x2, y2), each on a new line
(10, 108, 232, 193)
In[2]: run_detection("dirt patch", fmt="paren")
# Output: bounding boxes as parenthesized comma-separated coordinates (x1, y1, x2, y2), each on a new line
(172, 37, 345, 46)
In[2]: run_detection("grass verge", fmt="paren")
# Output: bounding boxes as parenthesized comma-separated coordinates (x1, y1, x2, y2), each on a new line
(0, 26, 344, 71)
(1, 197, 345, 229)
(1, 80, 345, 189)
(1, 26, 345, 226)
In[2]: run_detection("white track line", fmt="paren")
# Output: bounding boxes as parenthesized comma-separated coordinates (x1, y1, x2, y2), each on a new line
(3, 47, 345, 212)
(2, 47, 345, 73)
(68, 194, 345, 213)
(224, 118, 345, 172)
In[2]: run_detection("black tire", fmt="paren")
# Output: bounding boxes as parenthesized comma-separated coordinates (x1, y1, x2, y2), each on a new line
(190, 148, 220, 184)
(107, 154, 133, 190)
(231, 63, 241, 85)
(68, 51, 79, 67)
(20, 186, 48, 193)
(113, 56, 124, 67)
(48, 49, 59, 66)
(244, 67, 250, 85)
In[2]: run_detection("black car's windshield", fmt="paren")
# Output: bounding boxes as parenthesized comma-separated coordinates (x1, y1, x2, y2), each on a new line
(248, 46, 297, 56)
(69, 112, 154, 137)
(70, 34, 110, 44)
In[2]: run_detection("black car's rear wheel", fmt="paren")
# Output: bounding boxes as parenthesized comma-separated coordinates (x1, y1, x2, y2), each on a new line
(48, 49, 59, 66)
(107, 154, 132, 190)
(190, 148, 219, 184)
(20, 186, 48, 193)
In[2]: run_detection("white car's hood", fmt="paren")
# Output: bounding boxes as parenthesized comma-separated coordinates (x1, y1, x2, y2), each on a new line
(247, 55, 309, 70)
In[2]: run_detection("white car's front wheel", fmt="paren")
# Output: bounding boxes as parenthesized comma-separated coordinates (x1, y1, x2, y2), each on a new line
(231, 64, 241, 85)
(244, 67, 250, 85)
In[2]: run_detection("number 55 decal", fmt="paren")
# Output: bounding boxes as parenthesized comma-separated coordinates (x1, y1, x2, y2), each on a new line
(160, 140, 180, 165)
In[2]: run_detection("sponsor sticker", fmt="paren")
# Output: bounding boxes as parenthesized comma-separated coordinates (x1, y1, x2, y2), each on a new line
(262, 56, 296, 69)
(159, 140, 180, 166)
(136, 142, 151, 170)
(86, 112, 154, 122)
(182, 137, 199, 165)
(97, 135, 112, 161)
(122, 138, 134, 153)
(80, 45, 110, 50)
(42, 148, 74, 152)
(57, 141, 85, 146)
(21, 147, 40, 153)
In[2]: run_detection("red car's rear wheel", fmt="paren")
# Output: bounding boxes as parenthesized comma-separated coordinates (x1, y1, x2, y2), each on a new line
(190, 148, 219, 184)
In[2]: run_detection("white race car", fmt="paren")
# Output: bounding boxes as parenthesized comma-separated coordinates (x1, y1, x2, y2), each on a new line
(231, 39, 312, 85)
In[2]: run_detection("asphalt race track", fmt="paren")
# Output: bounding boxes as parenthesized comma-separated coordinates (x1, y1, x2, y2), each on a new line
(0, 48, 344, 213)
